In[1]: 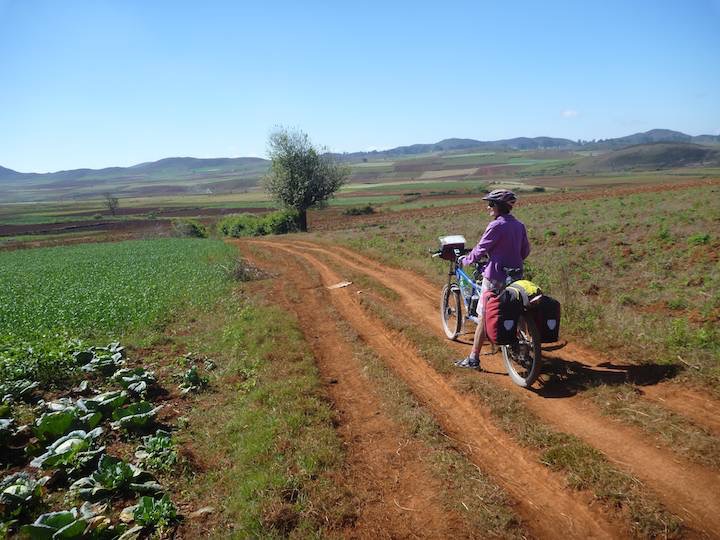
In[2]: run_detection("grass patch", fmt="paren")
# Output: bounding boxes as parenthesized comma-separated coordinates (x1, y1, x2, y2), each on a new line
(177, 288, 353, 537)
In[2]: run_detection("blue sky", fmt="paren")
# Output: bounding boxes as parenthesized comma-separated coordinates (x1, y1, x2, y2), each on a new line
(1, 0, 718, 172)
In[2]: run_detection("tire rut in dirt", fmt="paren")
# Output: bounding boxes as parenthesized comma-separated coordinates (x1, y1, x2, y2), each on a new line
(286, 239, 720, 536)
(236, 243, 471, 538)
(254, 240, 624, 540)
(318, 240, 720, 435)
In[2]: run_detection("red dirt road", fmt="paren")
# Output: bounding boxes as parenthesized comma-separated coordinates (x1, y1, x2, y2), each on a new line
(238, 242, 470, 538)
(249, 240, 629, 539)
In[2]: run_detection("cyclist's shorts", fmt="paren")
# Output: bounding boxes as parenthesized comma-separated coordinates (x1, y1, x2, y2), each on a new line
(479, 277, 502, 317)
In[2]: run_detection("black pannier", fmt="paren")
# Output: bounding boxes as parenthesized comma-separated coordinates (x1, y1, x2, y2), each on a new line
(533, 295, 561, 343)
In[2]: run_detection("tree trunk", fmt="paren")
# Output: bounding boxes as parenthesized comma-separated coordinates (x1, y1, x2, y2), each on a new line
(299, 209, 308, 232)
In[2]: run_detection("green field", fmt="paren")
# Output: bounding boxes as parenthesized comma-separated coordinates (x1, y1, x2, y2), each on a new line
(0, 238, 234, 342)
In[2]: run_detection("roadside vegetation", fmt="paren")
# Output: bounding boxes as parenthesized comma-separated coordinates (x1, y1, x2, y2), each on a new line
(217, 209, 299, 237)
(174, 288, 351, 537)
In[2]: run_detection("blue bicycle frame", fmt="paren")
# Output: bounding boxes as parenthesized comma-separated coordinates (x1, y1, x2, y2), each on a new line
(445, 251, 486, 326)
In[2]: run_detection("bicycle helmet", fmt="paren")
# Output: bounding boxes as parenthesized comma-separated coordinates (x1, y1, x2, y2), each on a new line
(482, 189, 517, 207)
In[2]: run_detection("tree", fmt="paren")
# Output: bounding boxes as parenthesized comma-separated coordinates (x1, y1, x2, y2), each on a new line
(104, 193, 119, 216)
(263, 127, 349, 231)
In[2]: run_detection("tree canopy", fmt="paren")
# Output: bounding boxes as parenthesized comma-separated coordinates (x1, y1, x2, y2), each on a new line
(263, 128, 349, 231)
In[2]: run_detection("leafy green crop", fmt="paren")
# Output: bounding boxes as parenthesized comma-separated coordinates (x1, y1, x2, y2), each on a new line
(111, 368, 156, 397)
(0, 473, 43, 519)
(0, 418, 14, 446)
(34, 408, 101, 442)
(0, 237, 234, 342)
(70, 455, 162, 501)
(30, 428, 104, 473)
(0, 239, 234, 384)
(78, 390, 128, 416)
(132, 495, 177, 530)
(20, 509, 88, 539)
(0, 335, 82, 387)
(0, 379, 39, 402)
(135, 430, 178, 472)
(111, 401, 162, 431)
(179, 366, 209, 394)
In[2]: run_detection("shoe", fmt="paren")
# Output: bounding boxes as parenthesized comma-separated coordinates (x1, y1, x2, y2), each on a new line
(454, 356, 480, 370)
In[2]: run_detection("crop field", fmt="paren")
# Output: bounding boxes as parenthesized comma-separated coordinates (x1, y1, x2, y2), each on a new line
(0, 239, 234, 344)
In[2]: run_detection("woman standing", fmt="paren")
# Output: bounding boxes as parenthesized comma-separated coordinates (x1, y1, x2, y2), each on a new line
(455, 189, 530, 369)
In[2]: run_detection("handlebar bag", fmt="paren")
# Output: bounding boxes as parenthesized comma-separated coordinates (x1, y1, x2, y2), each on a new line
(483, 287, 523, 345)
(532, 295, 561, 343)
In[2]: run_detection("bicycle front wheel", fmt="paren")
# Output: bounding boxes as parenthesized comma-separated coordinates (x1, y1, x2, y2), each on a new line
(440, 283, 463, 340)
(502, 314, 542, 387)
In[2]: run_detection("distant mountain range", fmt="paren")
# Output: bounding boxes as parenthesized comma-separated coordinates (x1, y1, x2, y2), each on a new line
(1, 129, 718, 202)
(330, 129, 720, 160)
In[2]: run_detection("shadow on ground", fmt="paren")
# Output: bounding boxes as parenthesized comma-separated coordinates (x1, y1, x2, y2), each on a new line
(535, 354, 683, 398)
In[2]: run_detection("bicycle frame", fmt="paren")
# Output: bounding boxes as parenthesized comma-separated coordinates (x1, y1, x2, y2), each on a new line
(446, 256, 484, 325)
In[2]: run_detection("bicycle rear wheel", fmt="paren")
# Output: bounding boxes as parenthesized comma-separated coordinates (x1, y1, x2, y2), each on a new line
(440, 283, 463, 340)
(501, 314, 542, 387)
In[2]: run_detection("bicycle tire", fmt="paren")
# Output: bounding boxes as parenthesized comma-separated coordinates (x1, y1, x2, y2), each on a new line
(440, 283, 463, 340)
(501, 314, 542, 387)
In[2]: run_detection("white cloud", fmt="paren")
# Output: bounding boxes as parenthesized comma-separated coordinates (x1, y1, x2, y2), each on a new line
(561, 109, 579, 118)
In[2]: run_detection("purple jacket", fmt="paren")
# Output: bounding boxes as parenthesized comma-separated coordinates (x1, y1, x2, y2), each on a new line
(462, 214, 530, 282)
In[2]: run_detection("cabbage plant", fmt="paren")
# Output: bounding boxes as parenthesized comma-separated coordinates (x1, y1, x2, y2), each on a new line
(30, 428, 104, 473)
(20, 509, 88, 539)
(34, 408, 102, 442)
(0, 472, 43, 519)
(77, 390, 128, 416)
(135, 430, 177, 472)
(111, 368, 156, 397)
(0, 379, 38, 402)
(131, 495, 178, 530)
(79, 343, 127, 376)
(0, 418, 14, 447)
(111, 402, 162, 431)
(70, 455, 162, 501)
(179, 366, 208, 394)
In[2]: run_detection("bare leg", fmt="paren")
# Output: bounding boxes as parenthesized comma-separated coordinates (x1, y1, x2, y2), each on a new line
(470, 312, 485, 359)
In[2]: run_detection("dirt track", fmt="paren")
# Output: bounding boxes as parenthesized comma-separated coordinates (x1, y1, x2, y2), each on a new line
(239, 238, 720, 538)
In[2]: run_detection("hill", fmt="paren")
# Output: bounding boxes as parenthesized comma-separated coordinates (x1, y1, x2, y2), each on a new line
(576, 142, 720, 172)
(0, 157, 270, 202)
